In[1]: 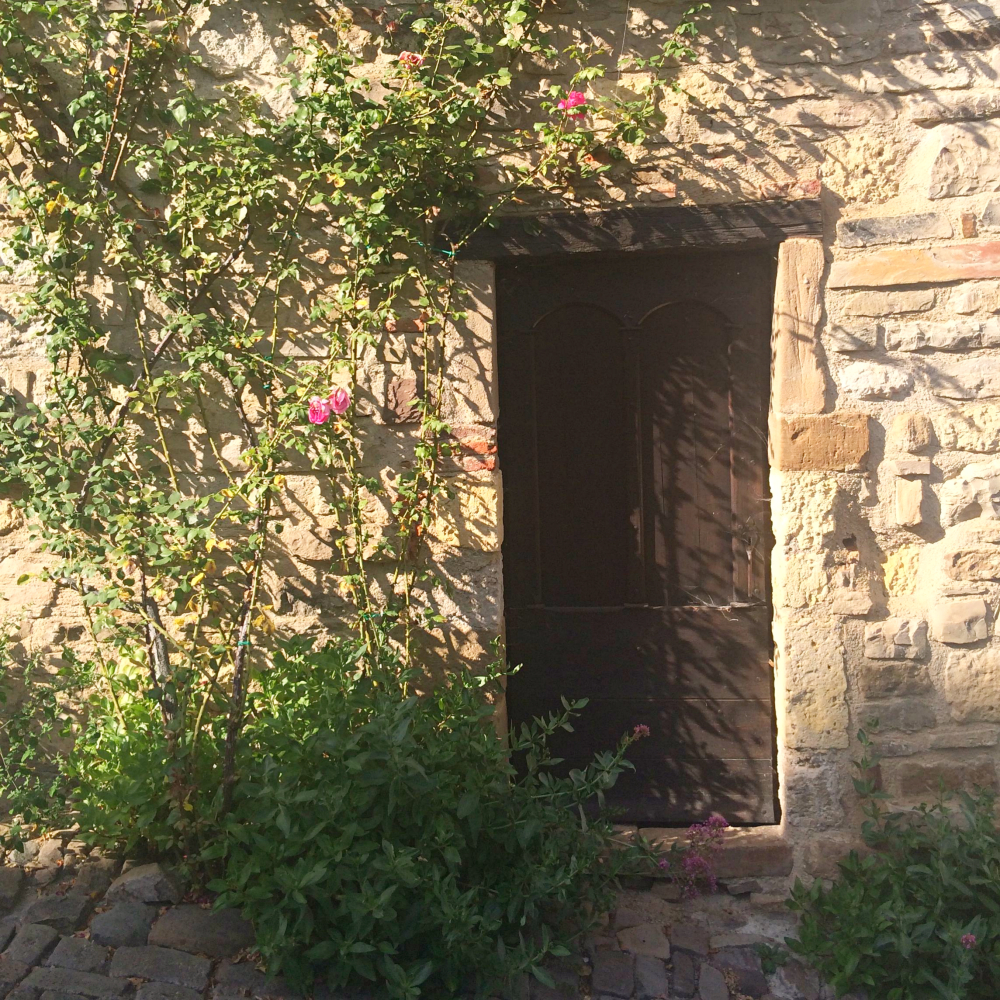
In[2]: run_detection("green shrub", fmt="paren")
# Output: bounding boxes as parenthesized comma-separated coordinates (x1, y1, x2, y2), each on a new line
(208, 638, 649, 998)
(787, 729, 1000, 1000)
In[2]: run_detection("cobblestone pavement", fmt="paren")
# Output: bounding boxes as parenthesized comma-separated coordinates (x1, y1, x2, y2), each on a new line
(0, 836, 858, 1000)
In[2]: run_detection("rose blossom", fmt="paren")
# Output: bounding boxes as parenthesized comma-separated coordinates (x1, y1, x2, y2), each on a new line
(329, 387, 351, 415)
(557, 90, 587, 120)
(398, 51, 424, 68)
(308, 396, 332, 425)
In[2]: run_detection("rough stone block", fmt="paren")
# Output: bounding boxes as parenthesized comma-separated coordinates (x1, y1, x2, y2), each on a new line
(633, 955, 669, 1000)
(23, 967, 129, 999)
(889, 412, 935, 454)
(839, 361, 913, 400)
(930, 598, 990, 644)
(927, 122, 1000, 199)
(859, 698, 936, 733)
(616, 923, 670, 960)
(590, 951, 634, 999)
(5, 925, 59, 966)
(713, 948, 767, 998)
(837, 213, 953, 247)
(837, 288, 935, 317)
(945, 649, 1000, 722)
(771, 239, 828, 415)
(108, 947, 211, 991)
(864, 618, 928, 661)
(801, 833, 866, 879)
(784, 620, 850, 749)
(73, 860, 118, 898)
(21, 895, 91, 934)
(148, 906, 254, 959)
(829, 242, 1000, 287)
(895, 478, 926, 529)
(945, 547, 1000, 581)
(0, 869, 24, 910)
(885, 320, 983, 351)
(893, 759, 998, 798)
(774, 960, 820, 1000)
(89, 903, 158, 948)
(858, 660, 933, 699)
(771, 413, 869, 472)
(44, 938, 108, 974)
(928, 357, 1000, 400)
(827, 325, 878, 353)
(104, 865, 182, 907)
(890, 459, 932, 476)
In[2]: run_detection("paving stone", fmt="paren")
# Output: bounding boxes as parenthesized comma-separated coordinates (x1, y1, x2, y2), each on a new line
(45, 937, 108, 974)
(74, 861, 119, 898)
(136, 984, 203, 1000)
(6, 986, 39, 1000)
(4, 925, 59, 966)
(774, 960, 820, 1000)
(104, 865, 182, 906)
(713, 948, 767, 998)
(0, 871, 24, 911)
(528, 984, 575, 1000)
(617, 922, 670, 960)
(723, 879, 761, 896)
(633, 954, 669, 1000)
(590, 951, 634, 999)
(670, 924, 710, 957)
(0, 958, 30, 997)
(148, 905, 254, 958)
(23, 967, 128, 999)
(212, 960, 303, 1000)
(698, 964, 729, 1000)
(89, 902, 158, 948)
(109, 946, 211, 991)
(8, 845, 39, 869)
(21, 896, 91, 936)
(672, 951, 697, 998)
(0, 922, 18, 954)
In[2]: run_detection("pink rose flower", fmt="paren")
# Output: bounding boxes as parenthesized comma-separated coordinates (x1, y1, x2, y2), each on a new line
(398, 51, 424, 68)
(557, 90, 587, 120)
(329, 386, 351, 415)
(308, 396, 332, 425)
(962, 933, 977, 949)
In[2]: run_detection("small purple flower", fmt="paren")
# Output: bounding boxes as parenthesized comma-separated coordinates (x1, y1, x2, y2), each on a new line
(962, 934, 977, 949)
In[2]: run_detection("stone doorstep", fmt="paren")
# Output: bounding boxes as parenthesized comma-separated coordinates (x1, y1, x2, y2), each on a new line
(636, 826, 794, 879)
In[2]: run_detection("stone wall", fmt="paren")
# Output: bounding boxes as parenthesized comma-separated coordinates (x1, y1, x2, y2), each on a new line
(4, 0, 1000, 879)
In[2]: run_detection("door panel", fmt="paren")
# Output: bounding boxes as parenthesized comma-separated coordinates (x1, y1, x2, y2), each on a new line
(498, 248, 777, 825)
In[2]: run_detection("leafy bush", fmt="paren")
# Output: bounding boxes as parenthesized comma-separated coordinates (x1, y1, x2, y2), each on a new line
(209, 639, 649, 998)
(787, 729, 1000, 1000)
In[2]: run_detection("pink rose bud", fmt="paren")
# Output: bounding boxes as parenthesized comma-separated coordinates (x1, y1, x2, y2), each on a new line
(328, 387, 351, 415)
(398, 51, 424, 67)
(308, 396, 331, 425)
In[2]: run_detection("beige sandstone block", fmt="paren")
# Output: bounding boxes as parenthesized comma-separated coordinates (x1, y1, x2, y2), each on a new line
(829, 242, 1000, 288)
(945, 547, 1000, 581)
(0, 500, 23, 536)
(892, 759, 998, 799)
(771, 238, 828, 415)
(427, 482, 499, 551)
(935, 404, 1000, 453)
(771, 413, 870, 472)
(889, 459, 932, 476)
(864, 618, 929, 661)
(889, 413, 935, 455)
(945, 649, 1000, 722)
(895, 478, 926, 529)
(858, 660, 933, 699)
(883, 544, 922, 597)
(836, 288, 935, 318)
(783, 620, 850, 749)
(930, 598, 990, 644)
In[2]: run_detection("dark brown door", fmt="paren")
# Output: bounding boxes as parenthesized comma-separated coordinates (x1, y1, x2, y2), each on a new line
(498, 248, 777, 824)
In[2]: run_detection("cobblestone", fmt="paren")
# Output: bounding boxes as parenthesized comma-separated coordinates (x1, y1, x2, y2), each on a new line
(4, 926, 59, 966)
(21, 895, 91, 935)
(23, 966, 129, 999)
(109, 946, 211, 991)
(89, 904, 158, 949)
(148, 905, 254, 958)
(44, 937, 108, 974)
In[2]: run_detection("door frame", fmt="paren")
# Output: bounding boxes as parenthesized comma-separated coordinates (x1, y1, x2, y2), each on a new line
(458, 197, 825, 830)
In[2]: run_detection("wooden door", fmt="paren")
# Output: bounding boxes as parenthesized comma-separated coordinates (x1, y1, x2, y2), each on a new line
(498, 248, 777, 824)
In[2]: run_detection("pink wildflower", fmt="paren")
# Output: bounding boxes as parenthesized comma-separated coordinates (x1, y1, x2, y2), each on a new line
(557, 90, 587, 120)
(329, 386, 351, 415)
(962, 934, 977, 949)
(308, 396, 332, 425)
(398, 51, 424, 68)
(633, 724, 650, 739)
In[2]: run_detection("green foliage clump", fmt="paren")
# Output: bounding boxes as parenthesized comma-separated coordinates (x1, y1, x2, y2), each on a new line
(787, 729, 1000, 1000)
